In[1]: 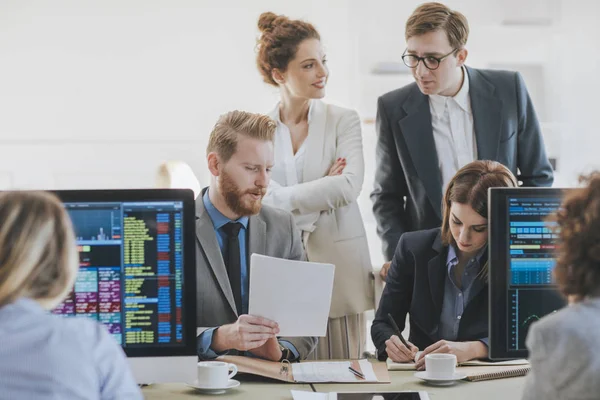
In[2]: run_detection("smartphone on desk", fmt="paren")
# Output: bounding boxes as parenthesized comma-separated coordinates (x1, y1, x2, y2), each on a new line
(334, 392, 430, 400)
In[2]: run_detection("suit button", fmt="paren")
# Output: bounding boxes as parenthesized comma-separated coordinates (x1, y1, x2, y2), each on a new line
(457, 315, 462, 320)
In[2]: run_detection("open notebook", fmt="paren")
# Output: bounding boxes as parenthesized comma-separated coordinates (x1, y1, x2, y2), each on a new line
(220, 355, 391, 383)
(387, 356, 530, 381)
(386, 355, 529, 371)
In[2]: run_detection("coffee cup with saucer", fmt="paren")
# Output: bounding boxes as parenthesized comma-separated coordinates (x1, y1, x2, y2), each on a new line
(414, 354, 466, 386)
(186, 361, 240, 394)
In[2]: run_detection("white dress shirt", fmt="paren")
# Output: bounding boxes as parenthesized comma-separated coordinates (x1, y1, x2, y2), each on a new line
(264, 101, 321, 232)
(429, 67, 477, 192)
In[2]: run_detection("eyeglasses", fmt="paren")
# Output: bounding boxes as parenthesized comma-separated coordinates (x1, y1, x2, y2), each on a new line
(402, 48, 457, 70)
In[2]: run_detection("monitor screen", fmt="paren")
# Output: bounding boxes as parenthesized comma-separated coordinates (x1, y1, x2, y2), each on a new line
(50, 189, 197, 358)
(489, 188, 568, 359)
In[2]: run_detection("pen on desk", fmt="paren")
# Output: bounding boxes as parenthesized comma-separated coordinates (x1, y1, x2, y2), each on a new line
(387, 313, 410, 348)
(348, 366, 365, 379)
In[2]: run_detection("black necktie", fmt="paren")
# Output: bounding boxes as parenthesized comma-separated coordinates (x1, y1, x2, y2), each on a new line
(222, 222, 243, 315)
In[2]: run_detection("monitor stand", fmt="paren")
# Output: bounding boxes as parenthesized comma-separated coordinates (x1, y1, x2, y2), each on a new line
(129, 356, 197, 385)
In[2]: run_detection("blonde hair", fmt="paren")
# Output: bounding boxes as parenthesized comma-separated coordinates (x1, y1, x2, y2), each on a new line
(206, 110, 277, 162)
(405, 2, 470, 49)
(0, 191, 78, 309)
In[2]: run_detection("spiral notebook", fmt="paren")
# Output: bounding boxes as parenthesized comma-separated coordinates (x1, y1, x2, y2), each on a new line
(460, 365, 531, 382)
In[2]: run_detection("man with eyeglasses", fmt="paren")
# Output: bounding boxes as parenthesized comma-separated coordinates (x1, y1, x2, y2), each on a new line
(372, 2, 554, 276)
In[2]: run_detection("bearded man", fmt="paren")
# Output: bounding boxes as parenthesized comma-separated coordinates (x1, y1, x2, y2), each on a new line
(195, 110, 317, 362)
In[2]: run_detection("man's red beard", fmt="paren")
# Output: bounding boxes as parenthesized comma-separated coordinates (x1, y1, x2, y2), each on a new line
(219, 169, 266, 216)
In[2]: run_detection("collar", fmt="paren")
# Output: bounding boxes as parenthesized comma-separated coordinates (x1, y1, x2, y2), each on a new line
(202, 189, 249, 231)
(0, 297, 45, 318)
(446, 243, 487, 272)
(269, 99, 315, 125)
(429, 66, 471, 117)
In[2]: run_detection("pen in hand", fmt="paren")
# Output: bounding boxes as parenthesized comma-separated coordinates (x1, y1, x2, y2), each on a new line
(387, 313, 420, 362)
(387, 313, 410, 348)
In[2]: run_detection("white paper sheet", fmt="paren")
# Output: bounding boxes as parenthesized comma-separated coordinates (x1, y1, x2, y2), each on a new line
(248, 254, 334, 337)
(386, 351, 424, 370)
(291, 390, 333, 400)
(459, 359, 529, 366)
(291, 360, 378, 383)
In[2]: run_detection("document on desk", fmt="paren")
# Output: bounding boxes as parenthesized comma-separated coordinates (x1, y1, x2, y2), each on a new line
(248, 254, 334, 337)
(291, 390, 334, 400)
(292, 360, 378, 383)
(386, 351, 423, 370)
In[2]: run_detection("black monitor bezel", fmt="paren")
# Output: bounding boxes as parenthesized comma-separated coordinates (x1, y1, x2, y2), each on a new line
(488, 187, 567, 360)
(52, 189, 197, 358)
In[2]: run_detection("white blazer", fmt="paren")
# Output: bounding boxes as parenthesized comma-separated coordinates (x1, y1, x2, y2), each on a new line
(263, 99, 374, 318)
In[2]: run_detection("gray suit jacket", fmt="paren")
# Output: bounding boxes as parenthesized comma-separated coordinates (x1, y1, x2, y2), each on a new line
(371, 66, 554, 260)
(195, 192, 317, 360)
(522, 297, 600, 400)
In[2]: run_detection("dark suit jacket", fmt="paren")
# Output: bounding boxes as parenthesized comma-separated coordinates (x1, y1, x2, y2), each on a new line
(371, 228, 488, 360)
(195, 190, 317, 360)
(371, 66, 554, 260)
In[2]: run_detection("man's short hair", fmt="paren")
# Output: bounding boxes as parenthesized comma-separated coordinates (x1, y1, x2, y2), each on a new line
(405, 2, 469, 49)
(206, 111, 277, 162)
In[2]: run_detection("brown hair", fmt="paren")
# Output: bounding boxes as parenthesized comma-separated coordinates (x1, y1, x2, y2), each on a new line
(551, 172, 600, 299)
(441, 161, 517, 279)
(206, 110, 277, 162)
(0, 191, 78, 309)
(405, 2, 469, 49)
(256, 12, 320, 86)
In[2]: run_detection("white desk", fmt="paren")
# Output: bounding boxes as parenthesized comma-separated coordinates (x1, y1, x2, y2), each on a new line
(142, 370, 525, 399)
(314, 369, 526, 399)
(142, 381, 313, 399)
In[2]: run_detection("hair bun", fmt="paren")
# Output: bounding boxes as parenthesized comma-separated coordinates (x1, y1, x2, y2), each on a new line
(258, 12, 285, 33)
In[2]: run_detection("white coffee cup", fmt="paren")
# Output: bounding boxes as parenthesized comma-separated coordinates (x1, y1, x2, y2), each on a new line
(424, 354, 457, 379)
(196, 361, 238, 388)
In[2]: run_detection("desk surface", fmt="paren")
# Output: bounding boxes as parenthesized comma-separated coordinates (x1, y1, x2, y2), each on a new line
(142, 381, 313, 400)
(314, 370, 526, 399)
(142, 368, 526, 399)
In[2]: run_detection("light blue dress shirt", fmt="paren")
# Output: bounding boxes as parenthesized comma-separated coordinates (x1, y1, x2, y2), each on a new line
(197, 190, 299, 359)
(0, 298, 142, 400)
(439, 244, 489, 346)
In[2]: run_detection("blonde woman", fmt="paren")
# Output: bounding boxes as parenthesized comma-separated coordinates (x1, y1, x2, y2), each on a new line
(0, 191, 141, 399)
(257, 12, 374, 359)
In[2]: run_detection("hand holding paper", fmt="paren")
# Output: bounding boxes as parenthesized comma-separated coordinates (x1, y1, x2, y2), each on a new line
(248, 254, 335, 337)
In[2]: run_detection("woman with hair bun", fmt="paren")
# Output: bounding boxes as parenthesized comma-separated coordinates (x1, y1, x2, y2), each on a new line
(257, 12, 374, 360)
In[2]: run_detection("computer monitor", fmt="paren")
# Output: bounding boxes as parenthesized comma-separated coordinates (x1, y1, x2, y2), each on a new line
(489, 188, 569, 359)
(51, 189, 197, 384)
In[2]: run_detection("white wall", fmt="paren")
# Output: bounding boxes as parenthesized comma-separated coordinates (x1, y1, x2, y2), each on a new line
(2, 0, 599, 265)
(0, 0, 355, 189)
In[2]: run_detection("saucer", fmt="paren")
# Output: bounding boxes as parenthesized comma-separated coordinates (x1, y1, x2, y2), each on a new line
(186, 379, 240, 394)
(414, 371, 467, 386)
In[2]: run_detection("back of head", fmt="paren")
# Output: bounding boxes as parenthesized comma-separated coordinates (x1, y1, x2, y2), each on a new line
(256, 11, 320, 86)
(405, 2, 469, 49)
(552, 172, 600, 299)
(441, 160, 517, 245)
(206, 110, 277, 162)
(0, 191, 78, 309)
(155, 160, 202, 199)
